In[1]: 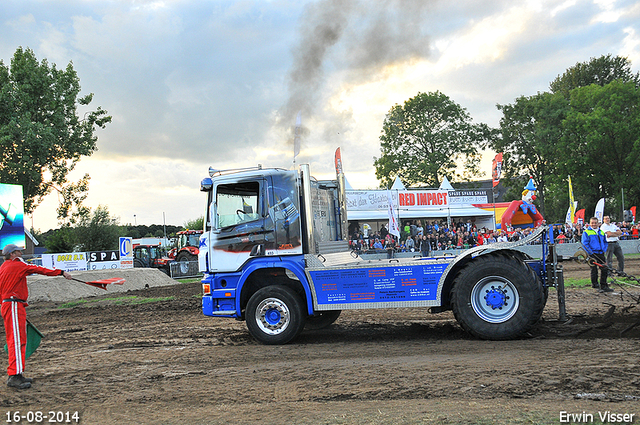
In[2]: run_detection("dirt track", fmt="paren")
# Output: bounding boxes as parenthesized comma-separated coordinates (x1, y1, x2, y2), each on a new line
(1, 259, 640, 424)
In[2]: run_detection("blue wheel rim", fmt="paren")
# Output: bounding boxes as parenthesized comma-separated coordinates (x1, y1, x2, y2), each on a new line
(470, 276, 520, 323)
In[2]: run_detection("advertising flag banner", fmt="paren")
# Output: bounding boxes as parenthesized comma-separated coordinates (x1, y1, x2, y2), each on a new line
(565, 202, 577, 226)
(631, 206, 636, 222)
(386, 190, 400, 238)
(574, 208, 585, 224)
(568, 175, 576, 223)
(594, 198, 605, 222)
(334, 147, 343, 176)
(492, 153, 503, 187)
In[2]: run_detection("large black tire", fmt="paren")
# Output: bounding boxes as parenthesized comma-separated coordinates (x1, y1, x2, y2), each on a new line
(175, 251, 197, 275)
(245, 285, 306, 345)
(133, 258, 145, 268)
(175, 251, 197, 263)
(451, 253, 544, 340)
(305, 310, 341, 330)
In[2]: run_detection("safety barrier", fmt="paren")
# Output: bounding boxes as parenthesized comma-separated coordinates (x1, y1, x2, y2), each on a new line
(169, 260, 202, 279)
(357, 239, 640, 261)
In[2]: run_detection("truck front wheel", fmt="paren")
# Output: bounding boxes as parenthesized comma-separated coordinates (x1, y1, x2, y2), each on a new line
(451, 253, 544, 340)
(246, 285, 306, 345)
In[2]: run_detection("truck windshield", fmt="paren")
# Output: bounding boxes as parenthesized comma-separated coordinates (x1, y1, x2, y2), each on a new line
(216, 181, 260, 228)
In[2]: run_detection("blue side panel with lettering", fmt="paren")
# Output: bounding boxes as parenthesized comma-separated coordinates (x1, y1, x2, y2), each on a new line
(309, 262, 449, 305)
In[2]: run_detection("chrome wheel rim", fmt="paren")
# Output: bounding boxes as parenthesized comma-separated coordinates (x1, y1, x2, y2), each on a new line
(255, 297, 290, 335)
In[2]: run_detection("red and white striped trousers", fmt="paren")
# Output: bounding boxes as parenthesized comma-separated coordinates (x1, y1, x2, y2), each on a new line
(1, 301, 26, 376)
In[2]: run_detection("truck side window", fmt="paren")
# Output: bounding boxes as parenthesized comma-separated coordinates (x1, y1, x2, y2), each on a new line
(216, 181, 261, 228)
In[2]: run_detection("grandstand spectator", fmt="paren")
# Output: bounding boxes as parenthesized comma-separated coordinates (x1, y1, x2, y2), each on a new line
(385, 236, 396, 259)
(419, 235, 430, 257)
(406, 236, 415, 252)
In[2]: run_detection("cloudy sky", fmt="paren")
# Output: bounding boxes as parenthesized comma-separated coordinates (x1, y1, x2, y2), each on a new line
(2, 0, 639, 232)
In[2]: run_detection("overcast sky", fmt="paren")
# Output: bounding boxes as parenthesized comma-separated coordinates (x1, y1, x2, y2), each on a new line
(2, 0, 639, 232)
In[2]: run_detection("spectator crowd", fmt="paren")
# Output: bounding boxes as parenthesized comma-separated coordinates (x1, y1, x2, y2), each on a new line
(348, 219, 640, 256)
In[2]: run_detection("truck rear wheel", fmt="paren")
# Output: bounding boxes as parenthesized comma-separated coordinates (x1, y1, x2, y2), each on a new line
(246, 285, 306, 345)
(305, 310, 341, 330)
(451, 253, 544, 340)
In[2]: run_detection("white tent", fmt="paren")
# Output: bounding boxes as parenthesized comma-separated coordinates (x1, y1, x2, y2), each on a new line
(343, 176, 354, 190)
(439, 176, 454, 191)
(390, 176, 406, 190)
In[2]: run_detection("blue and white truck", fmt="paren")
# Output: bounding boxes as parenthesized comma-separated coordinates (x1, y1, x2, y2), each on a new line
(199, 164, 561, 344)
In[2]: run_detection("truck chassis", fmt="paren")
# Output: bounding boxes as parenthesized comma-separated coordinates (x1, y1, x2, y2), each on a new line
(199, 165, 565, 344)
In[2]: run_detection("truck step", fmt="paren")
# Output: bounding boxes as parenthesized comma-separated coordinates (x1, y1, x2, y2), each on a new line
(209, 310, 237, 316)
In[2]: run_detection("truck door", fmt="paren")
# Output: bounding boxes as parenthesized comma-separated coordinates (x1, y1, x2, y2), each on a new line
(208, 179, 268, 272)
(266, 171, 302, 255)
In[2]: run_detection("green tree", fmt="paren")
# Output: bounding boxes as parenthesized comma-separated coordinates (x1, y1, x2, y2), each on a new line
(42, 225, 75, 253)
(0, 47, 111, 215)
(183, 216, 204, 231)
(494, 92, 569, 218)
(560, 81, 640, 218)
(74, 205, 122, 252)
(374, 91, 490, 188)
(550, 54, 639, 97)
(55, 174, 91, 225)
(495, 54, 640, 221)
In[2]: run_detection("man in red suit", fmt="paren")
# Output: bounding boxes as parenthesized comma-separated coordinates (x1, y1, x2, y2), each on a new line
(1, 244, 71, 389)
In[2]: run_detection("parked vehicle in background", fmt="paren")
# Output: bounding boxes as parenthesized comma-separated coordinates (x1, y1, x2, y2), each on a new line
(133, 244, 172, 275)
(168, 230, 202, 263)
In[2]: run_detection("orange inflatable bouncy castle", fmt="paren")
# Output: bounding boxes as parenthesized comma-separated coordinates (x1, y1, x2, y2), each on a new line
(501, 178, 545, 229)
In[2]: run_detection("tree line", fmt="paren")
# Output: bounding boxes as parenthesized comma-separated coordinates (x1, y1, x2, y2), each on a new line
(374, 54, 640, 222)
(35, 207, 192, 253)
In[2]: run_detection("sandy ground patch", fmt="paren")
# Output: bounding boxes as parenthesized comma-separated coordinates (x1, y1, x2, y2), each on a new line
(27, 268, 179, 302)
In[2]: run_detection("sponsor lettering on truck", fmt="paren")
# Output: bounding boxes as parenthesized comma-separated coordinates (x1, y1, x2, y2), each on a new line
(198, 164, 565, 344)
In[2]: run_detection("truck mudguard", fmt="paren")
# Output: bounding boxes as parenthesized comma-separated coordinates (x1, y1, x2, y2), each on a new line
(435, 225, 546, 294)
(232, 255, 314, 315)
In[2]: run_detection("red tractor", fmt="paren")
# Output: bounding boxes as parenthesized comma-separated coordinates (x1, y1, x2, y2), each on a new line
(133, 244, 172, 276)
(168, 230, 202, 263)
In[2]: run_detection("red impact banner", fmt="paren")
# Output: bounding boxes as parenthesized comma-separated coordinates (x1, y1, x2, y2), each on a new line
(631, 206, 636, 222)
(492, 153, 503, 187)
